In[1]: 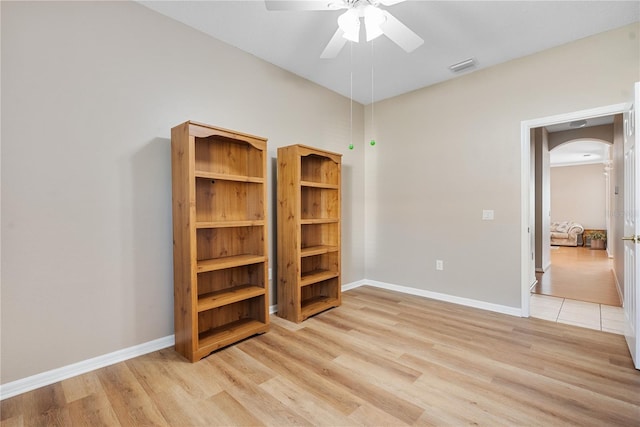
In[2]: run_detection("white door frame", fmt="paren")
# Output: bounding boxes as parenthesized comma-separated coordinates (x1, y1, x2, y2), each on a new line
(520, 102, 631, 317)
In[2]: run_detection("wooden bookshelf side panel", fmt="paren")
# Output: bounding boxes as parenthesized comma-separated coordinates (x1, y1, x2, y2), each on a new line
(277, 146, 301, 322)
(171, 123, 198, 359)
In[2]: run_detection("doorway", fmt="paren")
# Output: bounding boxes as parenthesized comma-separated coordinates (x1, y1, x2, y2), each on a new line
(528, 119, 624, 332)
(519, 102, 631, 319)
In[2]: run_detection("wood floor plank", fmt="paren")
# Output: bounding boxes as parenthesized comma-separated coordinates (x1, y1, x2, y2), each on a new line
(203, 391, 265, 427)
(158, 350, 225, 400)
(96, 363, 168, 426)
(259, 376, 354, 426)
(214, 346, 277, 386)
(0, 415, 24, 427)
(204, 351, 311, 426)
(347, 403, 410, 426)
(238, 338, 362, 416)
(534, 246, 620, 306)
(60, 372, 103, 404)
(65, 392, 121, 427)
(3, 285, 639, 426)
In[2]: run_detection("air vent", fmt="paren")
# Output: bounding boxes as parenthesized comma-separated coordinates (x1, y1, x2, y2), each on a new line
(449, 58, 476, 73)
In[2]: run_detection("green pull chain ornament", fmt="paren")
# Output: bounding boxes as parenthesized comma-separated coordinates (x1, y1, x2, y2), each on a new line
(348, 143, 354, 150)
(370, 139, 376, 146)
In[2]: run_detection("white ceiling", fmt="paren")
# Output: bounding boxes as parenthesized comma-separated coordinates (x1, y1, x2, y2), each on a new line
(139, 0, 640, 104)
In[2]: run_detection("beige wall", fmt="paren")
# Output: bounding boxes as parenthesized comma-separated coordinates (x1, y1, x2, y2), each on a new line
(550, 164, 607, 229)
(364, 22, 639, 307)
(1, 1, 365, 384)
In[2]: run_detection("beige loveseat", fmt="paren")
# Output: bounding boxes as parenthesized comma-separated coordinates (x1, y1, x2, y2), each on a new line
(550, 221, 584, 247)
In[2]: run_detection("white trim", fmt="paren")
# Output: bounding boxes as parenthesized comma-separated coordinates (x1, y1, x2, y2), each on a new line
(356, 280, 522, 317)
(550, 159, 609, 168)
(0, 335, 175, 401)
(521, 102, 631, 319)
(521, 119, 532, 317)
(342, 279, 367, 292)
(613, 266, 624, 307)
(269, 304, 278, 314)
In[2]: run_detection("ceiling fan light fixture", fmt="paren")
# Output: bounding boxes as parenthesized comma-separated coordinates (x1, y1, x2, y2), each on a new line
(338, 8, 360, 42)
(364, 5, 385, 41)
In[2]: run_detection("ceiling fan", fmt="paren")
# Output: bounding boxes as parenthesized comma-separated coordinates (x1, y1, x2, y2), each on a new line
(265, 0, 424, 58)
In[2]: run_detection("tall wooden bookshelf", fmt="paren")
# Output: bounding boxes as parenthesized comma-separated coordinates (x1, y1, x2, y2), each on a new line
(171, 121, 269, 362)
(277, 144, 342, 323)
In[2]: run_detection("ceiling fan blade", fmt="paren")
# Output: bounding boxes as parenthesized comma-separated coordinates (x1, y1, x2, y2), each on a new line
(320, 27, 348, 58)
(379, 10, 424, 52)
(378, 0, 406, 6)
(265, 0, 343, 11)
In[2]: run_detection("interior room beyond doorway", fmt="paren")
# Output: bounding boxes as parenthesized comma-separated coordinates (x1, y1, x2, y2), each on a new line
(533, 245, 619, 306)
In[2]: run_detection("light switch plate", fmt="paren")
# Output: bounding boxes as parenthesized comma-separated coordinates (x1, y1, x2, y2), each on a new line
(482, 210, 494, 220)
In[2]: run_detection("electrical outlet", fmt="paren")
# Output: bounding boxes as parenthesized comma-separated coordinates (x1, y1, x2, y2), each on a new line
(436, 260, 444, 271)
(269, 268, 272, 280)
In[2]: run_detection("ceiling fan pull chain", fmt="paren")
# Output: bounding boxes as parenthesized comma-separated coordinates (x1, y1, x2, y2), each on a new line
(349, 41, 354, 150)
(370, 39, 376, 147)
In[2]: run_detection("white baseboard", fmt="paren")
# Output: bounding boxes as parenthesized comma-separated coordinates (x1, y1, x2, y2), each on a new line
(342, 279, 367, 292)
(0, 335, 175, 401)
(352, 279, 522, 317)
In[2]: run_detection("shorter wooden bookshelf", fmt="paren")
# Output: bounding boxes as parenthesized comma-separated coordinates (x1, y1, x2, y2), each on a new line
(277, 144, 342, 323)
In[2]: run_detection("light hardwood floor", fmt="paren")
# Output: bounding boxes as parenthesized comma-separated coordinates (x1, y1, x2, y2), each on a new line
(533, 246, 620, 306)
(2, 286, 639, 426)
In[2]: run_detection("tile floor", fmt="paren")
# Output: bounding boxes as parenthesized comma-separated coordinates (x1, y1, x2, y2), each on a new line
(530, 293, 626, 335)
